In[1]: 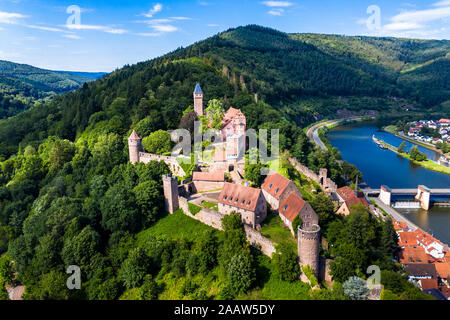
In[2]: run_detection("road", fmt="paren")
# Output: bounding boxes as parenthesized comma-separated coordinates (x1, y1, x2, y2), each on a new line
(306, 116, 367, 150)
(371, 197, 420, 231)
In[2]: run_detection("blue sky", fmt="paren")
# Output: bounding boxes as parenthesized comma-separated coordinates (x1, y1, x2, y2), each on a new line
(0, 0, 449, 72)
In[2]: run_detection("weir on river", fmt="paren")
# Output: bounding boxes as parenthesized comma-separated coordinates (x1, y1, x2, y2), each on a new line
(327, 121, 450, 245)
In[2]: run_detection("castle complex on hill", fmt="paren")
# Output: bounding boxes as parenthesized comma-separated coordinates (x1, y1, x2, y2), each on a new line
(128, 83, 328, 280)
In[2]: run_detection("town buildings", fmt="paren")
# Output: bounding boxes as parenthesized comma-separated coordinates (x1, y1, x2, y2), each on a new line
(393, 218, 450, 300)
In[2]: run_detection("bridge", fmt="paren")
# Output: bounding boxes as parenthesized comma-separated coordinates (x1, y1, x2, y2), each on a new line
(363, 185, 450, 211)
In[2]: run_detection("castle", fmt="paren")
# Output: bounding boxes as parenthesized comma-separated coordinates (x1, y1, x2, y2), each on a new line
(128, 84, 324, 281)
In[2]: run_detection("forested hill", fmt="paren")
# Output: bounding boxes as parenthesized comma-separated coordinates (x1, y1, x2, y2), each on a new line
(0, 25, 449, 158)
(0, 25, 440, 301)
(0, 60, 106, 119)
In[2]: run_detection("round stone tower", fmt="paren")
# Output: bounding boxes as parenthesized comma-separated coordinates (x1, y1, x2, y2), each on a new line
(128, 130, 142, 164)
(298, 223, 320, 279)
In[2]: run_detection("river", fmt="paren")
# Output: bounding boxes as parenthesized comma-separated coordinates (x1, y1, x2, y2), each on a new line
(327, 121, 450, 244)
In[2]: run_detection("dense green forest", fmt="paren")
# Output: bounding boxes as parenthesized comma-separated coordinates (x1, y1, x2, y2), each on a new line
(0, 25, 443, 300)
(0, 60, 105, 119)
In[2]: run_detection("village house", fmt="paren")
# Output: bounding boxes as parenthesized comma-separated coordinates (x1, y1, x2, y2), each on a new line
(398, 246, 430, 264)
(218, 182, 267, 229)
(261, 172, 303, 210)
(414, 229, 445, 259)
(335, 186, 369, 216)
(278, 193, 318, 236)
(403, 263, 438, 281)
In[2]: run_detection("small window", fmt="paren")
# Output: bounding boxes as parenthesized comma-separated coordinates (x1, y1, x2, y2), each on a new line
(269, 184, 273, 190)
(284, 205, 288, 211)
(223, 196, 227, 200)
(247, 201, 251, 206)
(275, 188, 280, 194)
(229, 197, 233, 201)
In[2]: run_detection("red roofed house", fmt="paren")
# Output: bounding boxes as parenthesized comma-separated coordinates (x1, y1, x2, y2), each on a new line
(434, 261, 450, 280)
(261, 173, 303, 210)
(398, 231, 419, 248)
(192, 171, 225, 192)
(438, 119, 450, 126)
(415, 230, 445, 259)
(419, 279, 438, 291)
(218, 182, 267, 229)
(335, 186, 369, 216)
(279, 193, 318, 236)
(398, 246, 429, 264)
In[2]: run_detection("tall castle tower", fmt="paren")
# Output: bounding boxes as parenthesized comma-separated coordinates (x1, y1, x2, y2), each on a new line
(193, 83, 204, 116)
(128, 130, 142, 164)
(298, 224, 321, 279)
(163, 174, 179, 214)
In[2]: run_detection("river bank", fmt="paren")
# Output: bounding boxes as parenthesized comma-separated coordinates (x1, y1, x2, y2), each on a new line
(372, 136, 450, 175)
(327, 122, 450, 245)
(383, 125, 447, 156)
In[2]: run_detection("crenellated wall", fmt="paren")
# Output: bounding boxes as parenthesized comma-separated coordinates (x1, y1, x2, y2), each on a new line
(289, 158, 337, 193)
(178, 196, 276, 257)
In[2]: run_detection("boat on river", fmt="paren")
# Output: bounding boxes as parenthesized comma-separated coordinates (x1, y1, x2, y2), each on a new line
(372, 135, 387, 149)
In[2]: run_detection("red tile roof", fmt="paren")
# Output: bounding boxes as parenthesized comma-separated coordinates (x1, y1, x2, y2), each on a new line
(218, 182, 262, 212)
(434, 261, 450, 279)
(399, 246, 429, 264)
(420, 279, 438, 290)
(337, 186, 369, 208)
(192, 171, 225, 182)
(279, 193, 306, 222)
(399, 232, 419, 247)
(261, 173, 291, 200)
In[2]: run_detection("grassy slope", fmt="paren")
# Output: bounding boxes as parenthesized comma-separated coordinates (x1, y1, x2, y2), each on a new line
(132, 208, 313, 300)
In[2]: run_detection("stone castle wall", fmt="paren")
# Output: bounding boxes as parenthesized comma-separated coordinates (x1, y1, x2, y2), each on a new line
(178, 196, 276, 257)
(289, 158, 337, 193)
(139, 152, 186, 177)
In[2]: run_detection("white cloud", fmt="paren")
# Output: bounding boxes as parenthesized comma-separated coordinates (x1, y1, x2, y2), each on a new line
(142, 4, 163, 18)
(105, 28, 127, 34)
(360, 2, 450, 39)
(0, 11, 28, 24)
(433, 0, 450, 6)
(151, 24, 178, 32)
(383, 22, 424, 31)
(65, 24, 127, 34)
(143, 19, 172, 24)
(261, 1, 293, 7)
(63, 34, 82, 40)
(135, 32, 161, 37)
(26, 24, 64, 32)
(268, 9, 284, 16)
(170, 17, 192, 20)
(391, 7, 450, 23)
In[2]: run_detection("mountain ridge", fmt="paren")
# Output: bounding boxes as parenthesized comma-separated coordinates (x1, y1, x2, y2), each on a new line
(0, 25, 449, 158)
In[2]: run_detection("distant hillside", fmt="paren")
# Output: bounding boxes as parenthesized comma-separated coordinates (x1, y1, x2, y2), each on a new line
(0, 25, 449, 157)
(0, 60, 106, 119)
